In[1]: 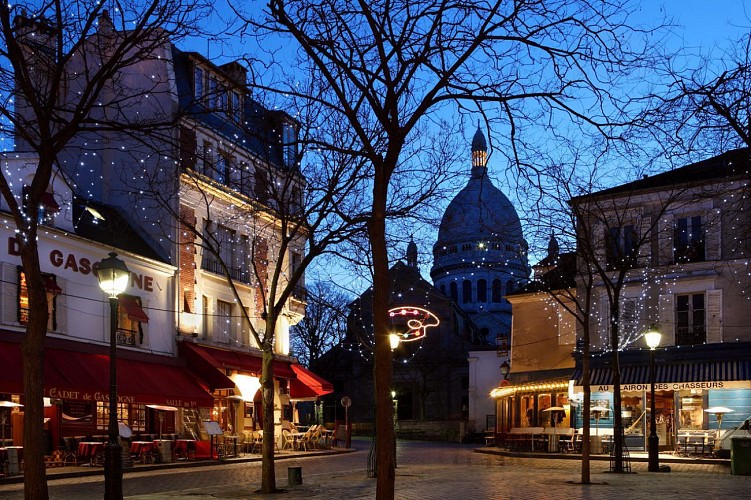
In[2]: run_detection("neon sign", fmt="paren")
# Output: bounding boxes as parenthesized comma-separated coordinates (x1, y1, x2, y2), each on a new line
(388, 306, 440, 344)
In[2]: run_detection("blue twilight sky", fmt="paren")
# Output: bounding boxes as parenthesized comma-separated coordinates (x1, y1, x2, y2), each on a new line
(186, 2, 751, 293)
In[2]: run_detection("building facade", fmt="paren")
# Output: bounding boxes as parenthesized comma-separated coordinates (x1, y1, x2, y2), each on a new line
(2, 14, 329, 454)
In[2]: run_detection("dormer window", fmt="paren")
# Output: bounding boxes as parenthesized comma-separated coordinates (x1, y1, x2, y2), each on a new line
(194, 67, 204, 101)
(282, 122, 296, 168)
(23, 186, 59, 225)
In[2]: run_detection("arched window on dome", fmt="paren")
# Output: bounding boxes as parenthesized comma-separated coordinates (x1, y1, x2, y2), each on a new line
(449, 282, 458, 302)
(477, 279, 487, 302)
(506, 280, 514, 295)
(462, 280, 472, 303)
(492, 279, 502, 303)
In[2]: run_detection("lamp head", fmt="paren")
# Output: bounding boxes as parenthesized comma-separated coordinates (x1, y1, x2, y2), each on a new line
(500, 360, 511, 379)
(389, 333, 400, 350)
(644, 325, 661, 350)
(95, 252, 130, 298)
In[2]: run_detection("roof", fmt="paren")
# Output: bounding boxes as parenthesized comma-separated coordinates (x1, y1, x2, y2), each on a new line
(72, 197, 166, 263)
(512, 251, 577, 294)
(572, 147, 750, 202)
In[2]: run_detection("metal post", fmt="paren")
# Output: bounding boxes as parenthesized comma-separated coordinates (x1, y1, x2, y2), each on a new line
(648, 347, 659, 472)
(104, 296, 123, 499)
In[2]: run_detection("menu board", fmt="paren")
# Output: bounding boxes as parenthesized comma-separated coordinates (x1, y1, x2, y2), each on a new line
(201, 420, 223, 436)
(62, 400, 92, 423)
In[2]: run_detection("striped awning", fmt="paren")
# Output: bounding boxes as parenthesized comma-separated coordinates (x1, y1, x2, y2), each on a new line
(573, 360, 751, 390)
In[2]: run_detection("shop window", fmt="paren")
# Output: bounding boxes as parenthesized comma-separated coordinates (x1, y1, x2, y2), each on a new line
(675, 293, 705, 345)
(477, 279, 487, 303)
(117, 294, 149, 346)
(18, 268, 59, 331)
(96, 402, 145, 431)
(521, 395, 535, 427)
(674, 215, 705, 263)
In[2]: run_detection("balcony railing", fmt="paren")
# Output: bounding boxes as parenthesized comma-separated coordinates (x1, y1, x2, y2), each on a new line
(116, 328, 138, 346)
(201, 258, 251, 284)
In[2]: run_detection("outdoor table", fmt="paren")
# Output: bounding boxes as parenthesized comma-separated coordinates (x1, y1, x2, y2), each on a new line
(223, 435, 242, 457)
(77, 442, 103, 466)
(287, 432, 306, 451)
(174, 439, 196, 460)
(130, 441, 155, 462)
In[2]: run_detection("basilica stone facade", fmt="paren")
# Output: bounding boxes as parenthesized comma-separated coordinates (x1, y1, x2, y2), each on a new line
(431, 125, 529, 345)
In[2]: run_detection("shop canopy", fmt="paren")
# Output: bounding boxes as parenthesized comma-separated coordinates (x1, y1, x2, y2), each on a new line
(0, 338, 219, 408)
(572, 359, 751, 392)
(179, 341, 333, 400)
(179, 341, 296, 380)
(290, 364, 334, 400)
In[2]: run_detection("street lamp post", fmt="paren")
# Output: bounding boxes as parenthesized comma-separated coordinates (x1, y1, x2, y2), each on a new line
(95, 252, 130, 499)
(645, 325, 662, 473)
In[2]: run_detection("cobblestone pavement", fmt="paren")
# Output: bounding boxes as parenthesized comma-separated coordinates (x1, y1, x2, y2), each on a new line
(0, 439, 747, 499)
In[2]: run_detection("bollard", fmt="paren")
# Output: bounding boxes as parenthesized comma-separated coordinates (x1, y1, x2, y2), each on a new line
(288, 466, 303, 486)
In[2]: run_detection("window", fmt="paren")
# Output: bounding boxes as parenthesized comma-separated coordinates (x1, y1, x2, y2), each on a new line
(201, 141, 214, 177)
(675, 293, 705, 345)
(492, 279, 502, 303)
(477, 279, 487, 303)
(201, 222, 250, 283)
(290, 251, 302, 278)
(231, 92, 242, 123)
(606, 224, 637, 268)
(449, 282, 458, 302)
(254, 170, 269, 204)
(209, 76, 219, 109)
(96, 402, 145, 431)
(215, 299, 234, 343)
(462, 280, 472, 303)
(18, 268, 59, 331)
(674, 216, 705, 263)
(194, 67, 203, 101)
(214, 153, 231, 184)
(116, 294, 148, 346)
(281, 122, 296, 168)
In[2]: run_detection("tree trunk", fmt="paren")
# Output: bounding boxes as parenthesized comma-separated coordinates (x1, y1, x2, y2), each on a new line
(610, 302, 624, 472)
(20, 240, 50, 499)
(260, 322, 277, 494)
(581, 327, 592, 484)
(370, 168, 395, 500)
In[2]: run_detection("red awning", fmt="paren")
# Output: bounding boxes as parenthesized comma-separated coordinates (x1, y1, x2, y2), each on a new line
(290, 364, 333, 400)
(178, 342, 296, 379)
(119, 296, 149, 323)
(0, 339, 214, 407)
(44, 275, 62, 295)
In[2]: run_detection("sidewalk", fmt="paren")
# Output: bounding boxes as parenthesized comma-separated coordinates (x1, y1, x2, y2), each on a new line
(0, 446, 354, 485)
(475, 445, 731, 467)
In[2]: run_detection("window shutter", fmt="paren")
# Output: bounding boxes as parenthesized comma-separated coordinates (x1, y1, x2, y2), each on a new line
(2, 263, 18, 325)
(705, 210, 721, 261)
(706, 289, 722, 343)
(620, 297, 638, 343)
(658, 294, 675, 346)
(139, 298, 149, 346)
(597, 294, 610, 348)
(638, 216, 652, 267)
(658, 214, 674, 265)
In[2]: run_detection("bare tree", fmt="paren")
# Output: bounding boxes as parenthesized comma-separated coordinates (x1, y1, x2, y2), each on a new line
(239, 1, 663, 496)
(0, 3, 208, 497)
(290, 281, 350, 366)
